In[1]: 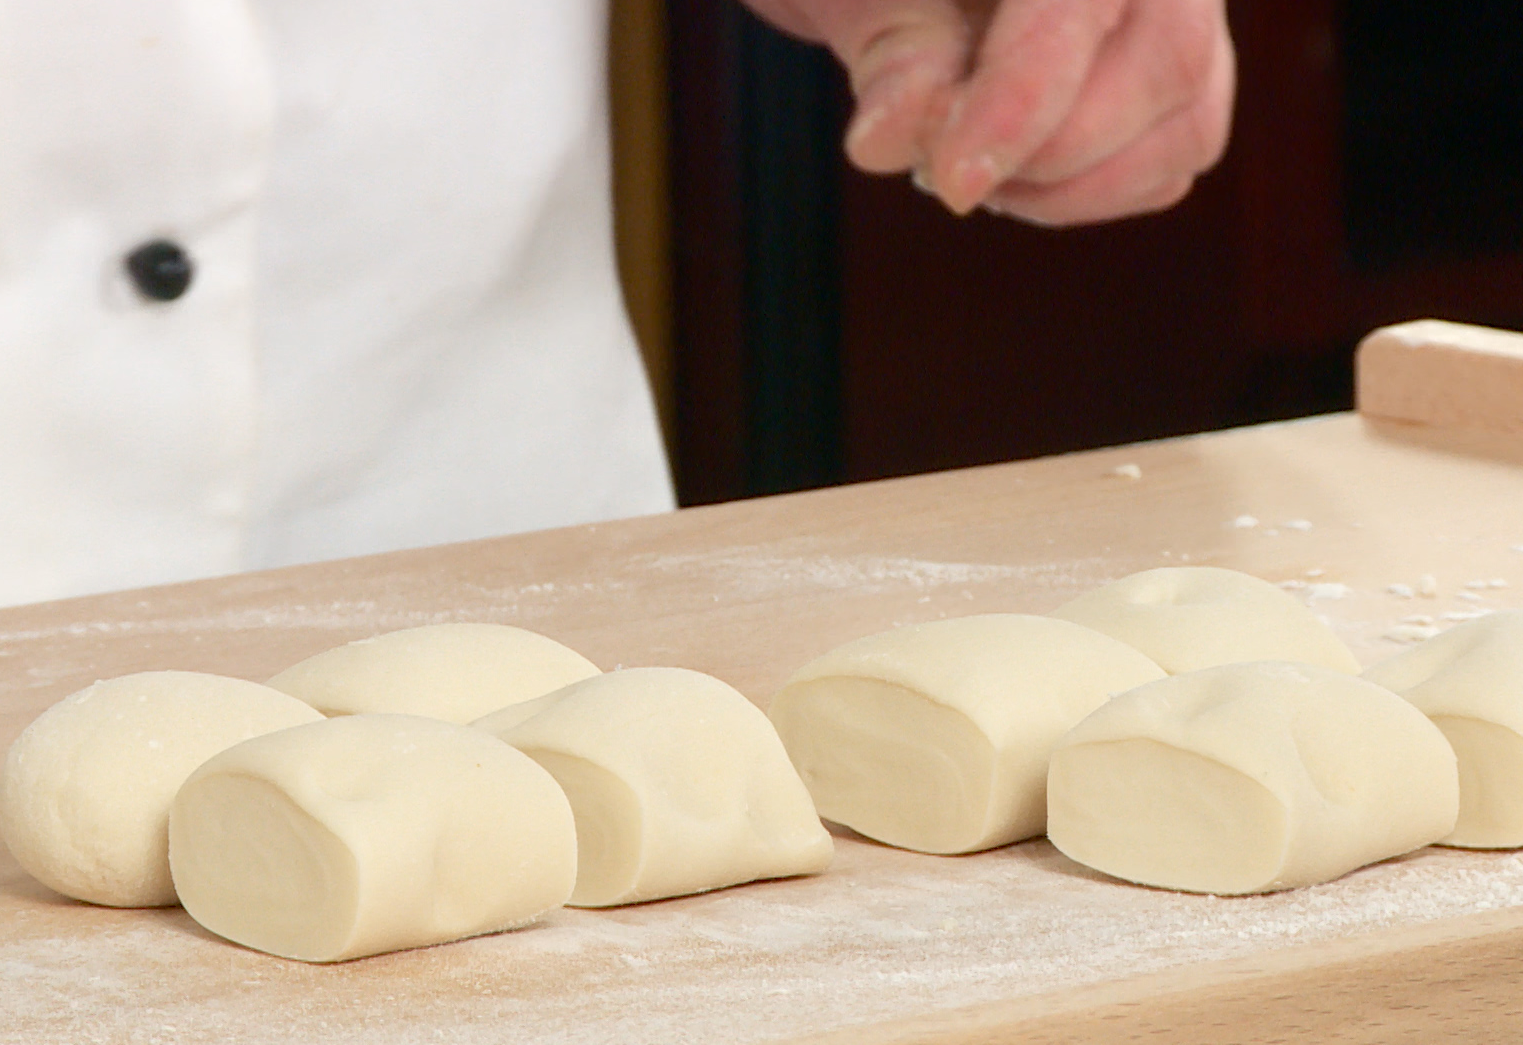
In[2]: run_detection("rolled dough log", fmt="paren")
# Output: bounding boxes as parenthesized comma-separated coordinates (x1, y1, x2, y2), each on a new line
(266, 622, 599, 723)
(1363, 611, 1523, 848)
(1047, 661, 1458, 894)
(766, 615, 1167, 855)
(1050, 566, 1361, 675)
(0, 672, 322, 907)
(169, 714, 575, 962)
(475, 667, 832, 907)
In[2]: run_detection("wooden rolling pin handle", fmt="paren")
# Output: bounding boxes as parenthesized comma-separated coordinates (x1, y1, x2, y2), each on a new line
(1356, 319, 1523, 436)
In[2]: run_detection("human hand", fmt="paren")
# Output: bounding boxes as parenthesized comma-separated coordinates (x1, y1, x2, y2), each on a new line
(738, 0, 1235, 226)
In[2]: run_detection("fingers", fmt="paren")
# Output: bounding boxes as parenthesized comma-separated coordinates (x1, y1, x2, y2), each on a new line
(831, 0, 982, 173)
(742, 0, 1237, 226)
(843, 51, 960, 174)
(1016, 0, 1228, 185)
(978, 30, 1234, 226)
(741, 0, 980, 173)
(924, 0, 1132, 213)
(927, 0, 1235, 222)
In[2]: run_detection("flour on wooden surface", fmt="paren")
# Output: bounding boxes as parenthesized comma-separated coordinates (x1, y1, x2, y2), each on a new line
(1383, 623, 1444, 643)
(0, 581, 640, 653)
(8, 839, 1523, 1045)
(0, 603, 454, 646)
(638, 550, 1109, 602)
(1303, 582, 1353, 602)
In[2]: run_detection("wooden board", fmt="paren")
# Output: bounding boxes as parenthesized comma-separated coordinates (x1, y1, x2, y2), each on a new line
(8, 413, 1523, 1042)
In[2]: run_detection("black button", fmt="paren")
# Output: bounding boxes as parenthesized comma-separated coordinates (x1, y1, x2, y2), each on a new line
(125, 240, 194, 302)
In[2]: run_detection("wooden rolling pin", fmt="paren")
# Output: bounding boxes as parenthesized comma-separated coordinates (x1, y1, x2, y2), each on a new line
(1357, 318, 1523, 435)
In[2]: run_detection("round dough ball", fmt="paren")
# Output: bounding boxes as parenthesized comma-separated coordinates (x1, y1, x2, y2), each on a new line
(1363, 611, 1523, 848)
(266, 622, 599, 723)
(0, 672, 323, 907)
(767, 614, 1167, 855)
(1049, 566, 1361, 674)
(477, 667, 832, 907)
(1047, 661, 1458, 894)
(170, 714, 576, 962)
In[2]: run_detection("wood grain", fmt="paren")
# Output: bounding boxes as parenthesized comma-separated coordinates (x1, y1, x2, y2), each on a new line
(7, 414, 1523, 1042)
(796, 903, 1523, 1044)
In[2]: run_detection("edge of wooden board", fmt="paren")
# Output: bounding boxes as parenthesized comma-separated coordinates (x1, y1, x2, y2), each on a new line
(796, 897, 1523, 1044)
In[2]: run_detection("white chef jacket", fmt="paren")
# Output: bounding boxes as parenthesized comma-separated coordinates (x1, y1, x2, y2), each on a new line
(0, 0, 675, 608)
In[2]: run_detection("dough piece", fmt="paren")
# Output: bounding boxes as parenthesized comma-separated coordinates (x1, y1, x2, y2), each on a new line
(1050, 566, 1361, 675)
(1362, 611, 1523, 847)
(170, 714, 575, 962)
(1047, 661, 1458, 894)
(0, 672, 322, 907)
(267, 622, 599, 723)
(766, 614, 1167, 855)
(475, 667, 832, 907)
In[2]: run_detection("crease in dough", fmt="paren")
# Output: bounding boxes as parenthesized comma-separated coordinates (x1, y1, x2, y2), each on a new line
(266, 622, 599, 723)
(1050, 566, 1361, 675)
(1047, 661, 1458, 894)
(1363, 611, 1523, 847)
(768, 614, 1167, 855)
(476, 666, 832, 907)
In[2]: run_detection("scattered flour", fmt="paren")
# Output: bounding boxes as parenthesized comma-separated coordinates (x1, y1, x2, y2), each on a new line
(9, 841, 1523, 1045)
(1304, 582, 1353, 602)
(1384, 623, 1443, 643)
(0, 578, 648, 655)
(0, 603, 472, 646)
(639, 550, 1107, 601)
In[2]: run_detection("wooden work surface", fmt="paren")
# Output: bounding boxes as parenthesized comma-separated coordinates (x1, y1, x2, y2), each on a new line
(8, 412, 1523, 1043)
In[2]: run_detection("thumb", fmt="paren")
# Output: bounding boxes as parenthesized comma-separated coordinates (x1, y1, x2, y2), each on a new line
(745, 0, 979, 174)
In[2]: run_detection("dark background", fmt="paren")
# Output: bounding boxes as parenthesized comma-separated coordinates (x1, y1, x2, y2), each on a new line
(664, 0, 1523, 505)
